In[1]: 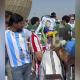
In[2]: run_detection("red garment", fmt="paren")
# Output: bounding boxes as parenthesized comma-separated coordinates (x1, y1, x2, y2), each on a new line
(31, 33, 42, 76)
(31, 33, 42, 52)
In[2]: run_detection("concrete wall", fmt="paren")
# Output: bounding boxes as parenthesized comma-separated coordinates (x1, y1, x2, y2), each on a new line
(0, 0, 5, 80)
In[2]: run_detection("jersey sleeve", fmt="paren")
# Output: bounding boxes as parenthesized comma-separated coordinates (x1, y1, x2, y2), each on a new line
(23, 28, 32, 40)
(31, 33, 42, 52)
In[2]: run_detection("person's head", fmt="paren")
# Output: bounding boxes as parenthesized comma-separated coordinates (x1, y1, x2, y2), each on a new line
(30, 17, 40, 26)
(62, 15, 70, 25)
(9, 13, 24, 32)
(69, 14, 75, 24)
(50, 12, 56, 19)
(5, 11, 13, 28)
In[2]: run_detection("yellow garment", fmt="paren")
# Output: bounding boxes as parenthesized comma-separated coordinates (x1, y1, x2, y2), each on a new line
(46, 31, 58, 38)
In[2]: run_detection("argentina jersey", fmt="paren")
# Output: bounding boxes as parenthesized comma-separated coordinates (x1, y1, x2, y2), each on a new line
(5, 29, 31, 67)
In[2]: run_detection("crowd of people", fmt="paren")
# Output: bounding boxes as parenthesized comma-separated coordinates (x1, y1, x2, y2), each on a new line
(5, 11, 75, 80)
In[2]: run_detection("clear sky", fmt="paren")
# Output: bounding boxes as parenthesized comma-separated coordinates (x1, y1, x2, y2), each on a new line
(28, 0, 75, 20)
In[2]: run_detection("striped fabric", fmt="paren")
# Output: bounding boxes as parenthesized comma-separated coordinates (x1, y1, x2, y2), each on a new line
(5, 29, 31, 67)
(31, 33, 42, 52)
(31, 33, 42, 77)
(40, 50, 62, 79)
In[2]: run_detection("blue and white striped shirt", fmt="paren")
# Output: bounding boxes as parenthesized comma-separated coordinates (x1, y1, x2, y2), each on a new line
(5, 29, 32, 67)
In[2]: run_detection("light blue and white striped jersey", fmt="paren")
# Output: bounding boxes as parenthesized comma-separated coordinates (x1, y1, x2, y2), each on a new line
(5, 29, 32, 67)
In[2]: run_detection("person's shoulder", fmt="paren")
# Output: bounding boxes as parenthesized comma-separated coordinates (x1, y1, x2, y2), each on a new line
(67, 24, 71, 28)
(22, 28, 32, 39)
(68, 39, 75, 42)
(31, 32, 37, 36)
(66, 40, 75, 46)
(26, 24, 33, 30)
(51, 18, 56, 22)
(5, 29, 10, 34)
(23, 28, 31, 33)
(31, 32, 40, 39)
(65, 40, 75, 56)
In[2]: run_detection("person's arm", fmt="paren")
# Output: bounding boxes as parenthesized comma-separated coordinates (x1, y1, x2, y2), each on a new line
(35, 21, 42, 34)
(31, 33, 43, 61)
(35, 51, 42, 61)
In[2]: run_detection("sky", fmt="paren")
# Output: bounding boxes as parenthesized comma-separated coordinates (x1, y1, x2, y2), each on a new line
(28, 0, 75, 20)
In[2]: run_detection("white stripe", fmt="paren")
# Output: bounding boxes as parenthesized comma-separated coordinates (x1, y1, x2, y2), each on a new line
(34, 37, 40, 51)
(30, 36, 34, 53)
(52, 51, 62, 75)
(5, 31, 14, 67)
(11, 32, 22, 66)
(19, 33, 26, 62)
(45, 51, 53, 74)
(19, 33, 30, 63)
(41, 50, 53, 74)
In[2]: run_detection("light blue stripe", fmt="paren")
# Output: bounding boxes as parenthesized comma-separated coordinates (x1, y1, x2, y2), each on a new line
(14, 32, 25, 64)
(6, 32, 18, 66)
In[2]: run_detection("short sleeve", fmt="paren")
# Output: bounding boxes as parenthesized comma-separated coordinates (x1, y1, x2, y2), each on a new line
(31, 33, 42, 52)
(23, 28, 32, 40)
(65, 40, 75, 56)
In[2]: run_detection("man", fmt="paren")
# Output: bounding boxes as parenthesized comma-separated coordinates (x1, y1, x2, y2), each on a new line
(5, 13, 32, 80)
(59, 15, 71, 41)
(27, 17, 40, 31)
(31, 32, 43, 80)
(68, 14, 75, 30)
(50, 12, 57, 30)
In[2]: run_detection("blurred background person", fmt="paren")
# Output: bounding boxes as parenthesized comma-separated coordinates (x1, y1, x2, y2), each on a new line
(68, 14, 75, 30)
(59, 15, 71, 41)
(27, 17, 40, 32)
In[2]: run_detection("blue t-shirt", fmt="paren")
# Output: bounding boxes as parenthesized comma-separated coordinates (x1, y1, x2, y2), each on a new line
(65, 40, 75, 57)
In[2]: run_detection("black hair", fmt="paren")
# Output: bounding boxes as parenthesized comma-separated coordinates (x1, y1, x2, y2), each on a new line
(5, 11, 13, 18)
(5, 11, 13, 25)
(31, 17, 39, 25)
(62, 15, 70, 23)
(69, 14, 75, 20)
(50, 12, 56, 18)
(9, 13, 23, 26)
